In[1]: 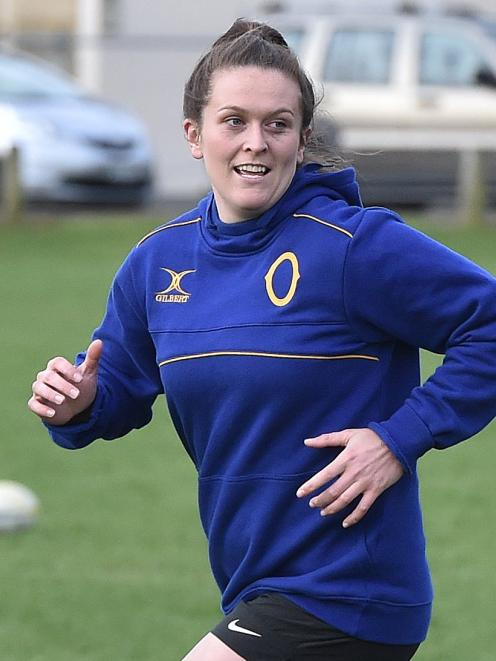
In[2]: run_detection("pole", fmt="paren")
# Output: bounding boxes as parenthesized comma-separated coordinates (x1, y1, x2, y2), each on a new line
(457, 149, 486, 226)
(0, 147, 24, 225)
(0, 0, 16, 48)
(74, 0, 103, 93)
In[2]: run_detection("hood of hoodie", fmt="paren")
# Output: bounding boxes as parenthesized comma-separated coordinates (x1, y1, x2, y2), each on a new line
(197, 164, 362, 255)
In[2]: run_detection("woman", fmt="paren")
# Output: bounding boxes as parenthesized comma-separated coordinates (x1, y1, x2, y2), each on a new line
(28, 19, 496, 661)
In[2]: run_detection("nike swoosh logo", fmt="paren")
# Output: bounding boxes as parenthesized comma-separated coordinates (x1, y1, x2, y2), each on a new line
(227, 619, 262, 638)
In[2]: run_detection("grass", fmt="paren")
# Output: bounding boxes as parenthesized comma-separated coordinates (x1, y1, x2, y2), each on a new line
(0, 211, 495, 659)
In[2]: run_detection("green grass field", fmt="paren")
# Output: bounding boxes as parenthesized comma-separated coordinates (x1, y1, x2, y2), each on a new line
(1, 212, 495, 660)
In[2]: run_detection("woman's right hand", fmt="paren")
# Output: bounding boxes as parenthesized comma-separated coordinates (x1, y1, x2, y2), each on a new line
(28, 339, 103, 426)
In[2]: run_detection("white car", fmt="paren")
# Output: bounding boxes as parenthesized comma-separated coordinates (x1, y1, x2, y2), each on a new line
(0, 49, 153, 205)
(266, 8, 496, 206)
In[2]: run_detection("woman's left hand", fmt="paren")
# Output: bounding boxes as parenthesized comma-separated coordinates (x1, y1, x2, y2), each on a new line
(296, 428, 404, 528)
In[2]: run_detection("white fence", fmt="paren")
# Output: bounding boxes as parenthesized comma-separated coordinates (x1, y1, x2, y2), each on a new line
(343, 127, 496, 222)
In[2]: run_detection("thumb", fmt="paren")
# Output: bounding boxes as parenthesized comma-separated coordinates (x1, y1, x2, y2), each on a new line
(304, 430, 354, 448)
(79, 339, 103, 376)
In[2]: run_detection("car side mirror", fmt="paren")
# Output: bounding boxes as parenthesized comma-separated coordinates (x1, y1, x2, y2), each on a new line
(475, 67, 496, 89)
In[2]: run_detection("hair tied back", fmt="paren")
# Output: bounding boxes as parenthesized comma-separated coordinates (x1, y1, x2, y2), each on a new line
(211, 19, 290, 50)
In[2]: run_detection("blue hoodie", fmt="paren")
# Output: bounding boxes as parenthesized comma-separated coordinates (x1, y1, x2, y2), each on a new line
(46, 164, 496, 644)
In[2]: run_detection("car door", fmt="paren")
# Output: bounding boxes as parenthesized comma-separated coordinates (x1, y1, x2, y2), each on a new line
(317, 17, 416, 129)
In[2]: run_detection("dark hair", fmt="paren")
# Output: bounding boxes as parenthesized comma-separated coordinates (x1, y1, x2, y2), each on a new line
(183, 18, 342, 169)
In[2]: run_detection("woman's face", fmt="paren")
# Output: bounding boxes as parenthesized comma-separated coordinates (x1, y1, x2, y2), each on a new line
(184, 66, 309, 222)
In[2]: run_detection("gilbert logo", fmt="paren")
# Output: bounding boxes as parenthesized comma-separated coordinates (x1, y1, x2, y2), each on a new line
(155, 268, 196, 303)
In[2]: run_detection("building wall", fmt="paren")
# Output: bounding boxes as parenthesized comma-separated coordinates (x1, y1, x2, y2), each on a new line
(82, 0, 252, 200)
(0, 0, 76, 32)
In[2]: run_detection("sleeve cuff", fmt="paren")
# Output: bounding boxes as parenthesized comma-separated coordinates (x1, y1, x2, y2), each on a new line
(43, 386, 107, 450)
(369, 402, 434, 474)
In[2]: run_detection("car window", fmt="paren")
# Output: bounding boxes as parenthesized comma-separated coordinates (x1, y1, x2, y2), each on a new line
(323, 28, 394, 83)
(0, 54, 81, 100)
(420, 30, 491, 86)
(479, 19, 496, 42)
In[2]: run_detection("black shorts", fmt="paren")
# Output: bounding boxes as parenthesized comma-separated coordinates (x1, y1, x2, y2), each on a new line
(212, 593, 420, 660)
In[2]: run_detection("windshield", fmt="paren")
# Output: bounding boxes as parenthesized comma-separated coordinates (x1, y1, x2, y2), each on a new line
(0, 54, 82, 100)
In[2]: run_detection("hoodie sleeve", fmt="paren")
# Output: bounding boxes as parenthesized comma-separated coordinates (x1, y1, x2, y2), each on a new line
(343, 208, 496, 473)
(46, 248, 162, 450)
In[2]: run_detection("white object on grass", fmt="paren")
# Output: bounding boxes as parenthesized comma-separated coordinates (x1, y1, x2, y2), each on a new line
(0, 480, 40, 531)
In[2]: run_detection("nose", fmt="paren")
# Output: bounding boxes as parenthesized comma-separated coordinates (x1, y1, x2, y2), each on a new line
(243, 123, 268, 153)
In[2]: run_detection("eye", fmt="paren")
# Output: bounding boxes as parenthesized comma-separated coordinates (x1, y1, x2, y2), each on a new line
(269, 120, 288, 130)
(225, 117, 243, 127)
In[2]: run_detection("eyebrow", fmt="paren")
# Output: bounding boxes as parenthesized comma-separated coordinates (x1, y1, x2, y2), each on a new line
(217, 105, 296, 116)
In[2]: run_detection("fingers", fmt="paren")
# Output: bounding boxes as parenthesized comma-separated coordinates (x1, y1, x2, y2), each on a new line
(303, 430, 353, 448)
(29, 362, 81, 421)
(297, 428, 404, 528)
(28, 343, 101, 422)
(342, 492, 377, 528)
(27, 394, 57, 420)
(296, 457, 345, 498)
(32, 369, 80, 404)
(316, 481, 379, 528)
(296, 430, 353, 498)
(45, 356, 83, 385)
(79, 339, 103, 376)
(299, 468, 381, 529)
(308, 474, 358, 512)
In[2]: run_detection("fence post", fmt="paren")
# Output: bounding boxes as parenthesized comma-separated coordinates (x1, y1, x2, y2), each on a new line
(457, 149, 485, 226)
(0, 147, 24, 225)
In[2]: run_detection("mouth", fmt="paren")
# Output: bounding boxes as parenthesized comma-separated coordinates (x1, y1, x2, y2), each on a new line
(234, 163, 271, 177)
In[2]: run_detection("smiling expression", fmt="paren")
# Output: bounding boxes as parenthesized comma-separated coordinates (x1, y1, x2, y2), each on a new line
(184, 66, 309, 222)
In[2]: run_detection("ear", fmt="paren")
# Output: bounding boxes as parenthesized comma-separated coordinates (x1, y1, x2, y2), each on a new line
(297, 127, 312, 164)
(183, 119, 203, 160)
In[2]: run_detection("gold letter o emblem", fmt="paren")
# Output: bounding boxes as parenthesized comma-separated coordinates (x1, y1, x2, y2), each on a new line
(264, 252, 300, 307)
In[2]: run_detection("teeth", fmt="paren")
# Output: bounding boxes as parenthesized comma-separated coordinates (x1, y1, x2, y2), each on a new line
(236, 164, 269, 174)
